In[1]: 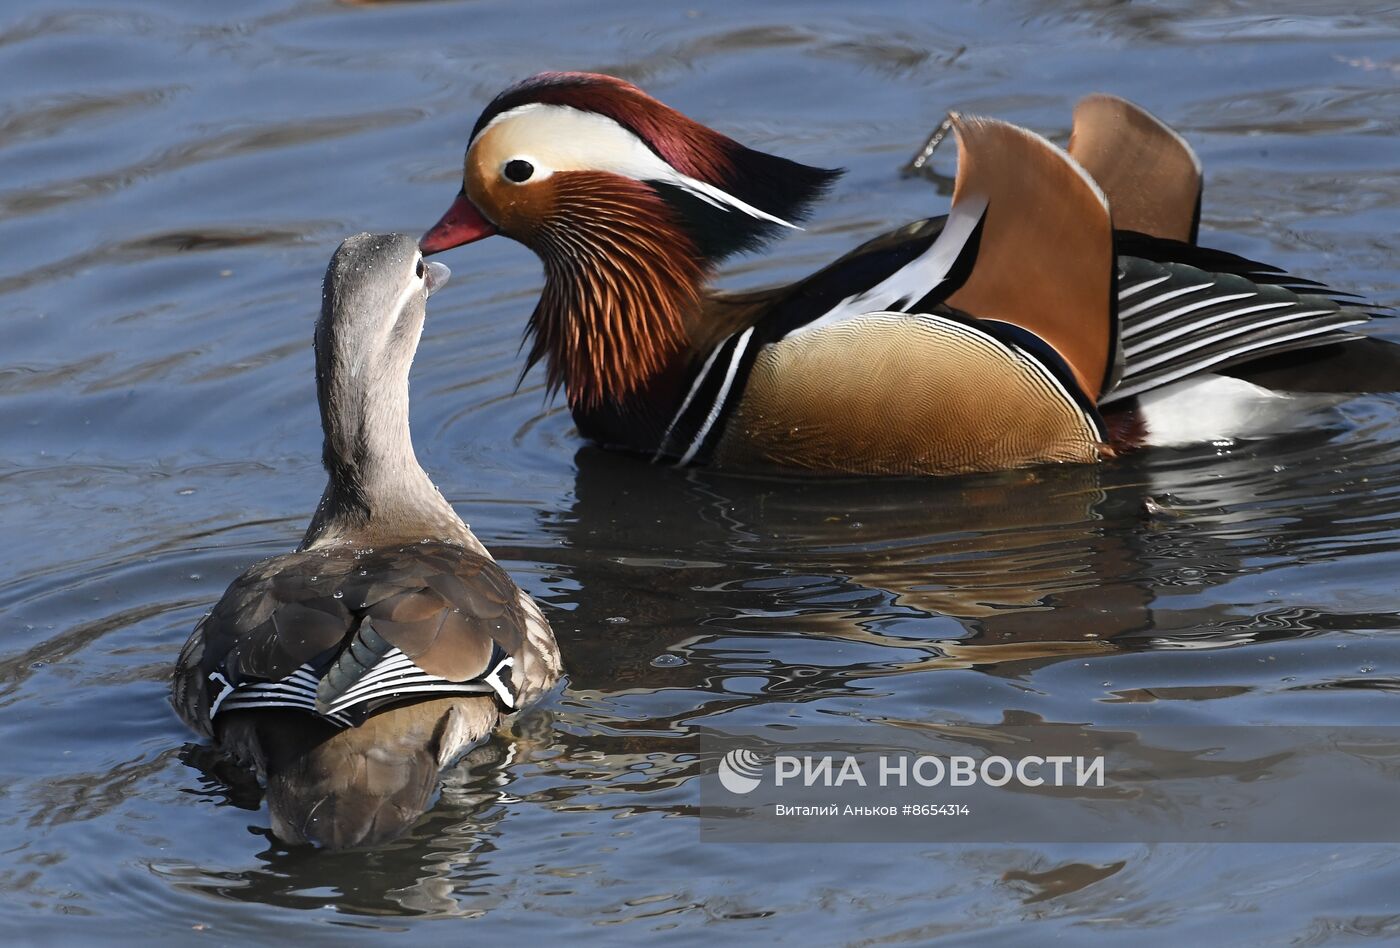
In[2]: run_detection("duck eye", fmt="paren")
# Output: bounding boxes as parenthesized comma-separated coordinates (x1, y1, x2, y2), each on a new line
(503, 159, 534, 184)
(415, 259, 425, 278)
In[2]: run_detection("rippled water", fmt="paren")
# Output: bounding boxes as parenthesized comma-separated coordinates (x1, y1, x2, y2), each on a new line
(4, 0, 1400, 943)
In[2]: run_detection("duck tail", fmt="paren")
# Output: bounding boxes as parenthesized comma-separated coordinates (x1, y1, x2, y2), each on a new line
(265, 736, 439, 850)
(240, 698, 499, 849)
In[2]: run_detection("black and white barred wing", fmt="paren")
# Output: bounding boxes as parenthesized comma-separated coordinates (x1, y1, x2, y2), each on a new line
(173, 543, 549, 734)
(1102, 244, 1374, 405)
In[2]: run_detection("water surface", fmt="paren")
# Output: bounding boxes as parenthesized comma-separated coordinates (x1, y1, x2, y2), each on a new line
(3, 0, 1400, 943)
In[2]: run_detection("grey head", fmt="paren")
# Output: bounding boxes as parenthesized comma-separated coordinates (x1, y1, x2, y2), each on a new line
(304, 233, 462, 547)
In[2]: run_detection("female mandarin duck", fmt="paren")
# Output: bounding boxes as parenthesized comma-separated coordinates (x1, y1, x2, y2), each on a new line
(173, 234, 561, 848)
(421, 72, 1392, 475)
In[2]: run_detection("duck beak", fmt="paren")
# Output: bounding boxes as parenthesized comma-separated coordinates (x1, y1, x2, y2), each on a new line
(423, 261, 451, 298)
(420, 192, 497, 254)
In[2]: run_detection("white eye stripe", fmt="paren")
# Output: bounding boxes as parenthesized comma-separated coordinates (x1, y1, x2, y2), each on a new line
(668, 172, 798, 229)
(474, 103, 798, 229)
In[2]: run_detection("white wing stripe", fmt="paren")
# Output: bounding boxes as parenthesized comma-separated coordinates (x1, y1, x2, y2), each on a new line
(1105, 322, 1366, 403)
(678, 327, 754, 465)
(219, 695, 351, 727)
(1117, 282, 1215, 320)
(324, 656, 516, 715)
(222, 690, 316, 709)
(1120, 291, 1259, 340)
(211, 646, 517, 724)
(482, 655, 516, 708)
(1127, 309, 1345, 373)
(331, 670, 452, 707)
(655, 339, 728, 461)
(323, 678, 497, 717)
(673, 173, 799, 229)
(788, 193, 989, 339)
(227, 679, 318, 700)
(1123, 301, 1302, 356)
(327, 648, 434, 703)
(1117, 274, 1172, 300)
(207, 671, 236, 718)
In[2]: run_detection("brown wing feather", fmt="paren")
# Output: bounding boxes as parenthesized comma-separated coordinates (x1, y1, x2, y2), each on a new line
(1068, 94, 1202, 243)
(172, 541, 542, 734)
(362, 572, 508, 681)
(173, 552, 356, 733)
(944, 114, 1115, 401)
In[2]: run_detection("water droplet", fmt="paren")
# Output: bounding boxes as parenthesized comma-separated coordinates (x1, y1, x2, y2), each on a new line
(651, 654, 687, 668)
(309, 575, 318, 582)
(188, 573, 201, 581)
(333, 590, 344, 599)
(605, 616, 628, 624)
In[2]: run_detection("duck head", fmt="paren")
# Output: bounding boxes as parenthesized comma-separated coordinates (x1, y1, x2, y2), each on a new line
(421, 72, 841, 408)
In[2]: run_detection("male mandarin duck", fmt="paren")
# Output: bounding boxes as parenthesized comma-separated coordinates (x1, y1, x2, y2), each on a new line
(173, 234, 561, 848)
(421, 72, 1393, 475)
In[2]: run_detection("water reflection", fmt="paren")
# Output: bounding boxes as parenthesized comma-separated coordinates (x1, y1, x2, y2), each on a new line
(171, 737, 520, 918)
(549, 422, 1400, 692)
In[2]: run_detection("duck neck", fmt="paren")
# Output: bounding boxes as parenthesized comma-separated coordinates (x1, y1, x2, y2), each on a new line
(301, 350, 464, 550)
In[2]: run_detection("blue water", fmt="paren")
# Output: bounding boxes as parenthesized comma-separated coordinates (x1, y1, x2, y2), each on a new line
(3, 0, 1400, 943)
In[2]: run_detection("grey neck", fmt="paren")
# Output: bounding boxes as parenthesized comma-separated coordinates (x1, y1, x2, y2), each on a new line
(300, 333, 467, 551)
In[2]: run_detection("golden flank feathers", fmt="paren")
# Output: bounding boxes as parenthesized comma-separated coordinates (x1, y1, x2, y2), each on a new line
(1068, 94, 1203, 244)
(943, 114, 1116, 402)
(715, 313, 1104, 475)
